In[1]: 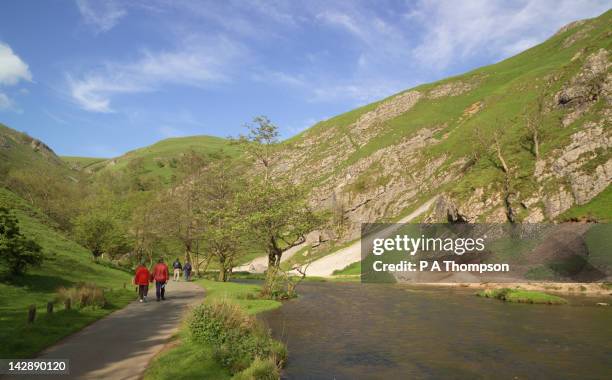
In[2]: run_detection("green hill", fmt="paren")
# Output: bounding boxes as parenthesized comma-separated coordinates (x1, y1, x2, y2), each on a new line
(80, 135, 241, 183)
(0, 123, 72, 176)
(0, 187, 132, 358)
(274, 10, 612, 239)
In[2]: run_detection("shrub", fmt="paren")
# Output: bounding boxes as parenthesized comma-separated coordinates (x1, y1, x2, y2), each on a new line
(0, 207, 43, 275)
(56, 283, 107, 309)
(189, 300, 284, 375)
(232, 358, 279, 380)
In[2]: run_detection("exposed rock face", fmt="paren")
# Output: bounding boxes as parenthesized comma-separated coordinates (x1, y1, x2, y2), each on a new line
(535, 121, 611, 216)
(268, 19, 611, 242)
(554, 20, 588, 37)
(428, 80, 476, 99)
(554, 49, 610, 126)
(352, 91, 422, 145)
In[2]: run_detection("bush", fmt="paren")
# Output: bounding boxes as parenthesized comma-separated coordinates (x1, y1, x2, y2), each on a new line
(0, 207, 43, 275)
(56, 283, 107, 309)
(189, 300, 284, 375)
(232, 358, 279, 380)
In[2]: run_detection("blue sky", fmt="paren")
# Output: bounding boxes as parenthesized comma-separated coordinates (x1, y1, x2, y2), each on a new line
(0, 0, 610, 157)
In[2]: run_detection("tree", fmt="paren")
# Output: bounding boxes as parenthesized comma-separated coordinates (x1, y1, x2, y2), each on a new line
(159, 151, 208, 265)
(235, 116, 322, 294)
(524, 96, 544, 159)
(0, 207, 43, 275)
(240, 178, 321, 295)
(130, 193, 165, 266)
(73, 211, 128, 260)
(236, 116, 279, 181)
(474, 123, 516, 223)
(196, 159, 248, 281)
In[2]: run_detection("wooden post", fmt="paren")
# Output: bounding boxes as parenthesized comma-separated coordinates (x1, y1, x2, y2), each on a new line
(27, 305, 36, 324)
(64, 298, 71, 311)
(123, 282, 126, 289)
(46, 302, 54, 314)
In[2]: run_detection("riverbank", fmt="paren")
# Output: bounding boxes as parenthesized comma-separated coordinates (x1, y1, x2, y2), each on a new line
(410, 281, 612, 298)
(144, 279, 282, 380)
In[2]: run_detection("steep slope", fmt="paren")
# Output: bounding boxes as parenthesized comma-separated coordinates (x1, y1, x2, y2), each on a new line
(1, 124, 85, 228)
(0, 187, 132, 357)
(273, 10, 612, 241)
(0, 123, 71, 177)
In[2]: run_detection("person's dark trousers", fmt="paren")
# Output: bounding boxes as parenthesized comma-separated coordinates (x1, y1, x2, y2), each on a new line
(138, 285, 148, 300)
(155, 281, 166, 301)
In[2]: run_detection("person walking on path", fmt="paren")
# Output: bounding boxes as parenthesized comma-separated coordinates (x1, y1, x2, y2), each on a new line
(183, 261, 192, 281)
(172, 257, 182, 281)
(134, 262, 151, 303)
(152, 258, 169, 301)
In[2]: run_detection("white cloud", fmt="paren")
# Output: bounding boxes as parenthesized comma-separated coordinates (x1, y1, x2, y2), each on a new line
(408, 0, 612, 69)
(76, 0, 127, 33)
(0, 43, 32, 85)
(67, 36, 244, 112)
(0, 92, 14, 110)
(317, 11, 363, 38)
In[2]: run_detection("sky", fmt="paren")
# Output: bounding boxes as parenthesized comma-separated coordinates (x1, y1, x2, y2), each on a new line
(0, 0, 610, 157)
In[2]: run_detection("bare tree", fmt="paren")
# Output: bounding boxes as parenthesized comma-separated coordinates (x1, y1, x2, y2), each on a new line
(235, 116, 279, 181)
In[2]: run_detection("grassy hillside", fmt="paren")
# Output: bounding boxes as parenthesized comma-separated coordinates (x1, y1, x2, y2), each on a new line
(61, 156, 107, 171)
(0, 123, 71, 176)
(85, 135, 241, 182)
(0, 188, 133, 358)
(275, 10, 612, 231)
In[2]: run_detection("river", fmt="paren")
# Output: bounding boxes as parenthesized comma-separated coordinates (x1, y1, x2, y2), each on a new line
(260, 282, 612, 379)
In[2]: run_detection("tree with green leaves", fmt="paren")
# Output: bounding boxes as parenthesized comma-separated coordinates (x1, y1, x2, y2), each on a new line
(73, 211, 129, 260)
(236, 116, 279, 181)
(0, 207, 43, 275)
(236, 116, 323, 294)
(197, 158, 248, 281)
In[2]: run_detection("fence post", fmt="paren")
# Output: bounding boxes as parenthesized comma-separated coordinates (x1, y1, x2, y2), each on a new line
(46, 301, 54, 314)
(64, 298, 71, 311)
(123, 282, 126, 289)
(27, 305, 36, 324)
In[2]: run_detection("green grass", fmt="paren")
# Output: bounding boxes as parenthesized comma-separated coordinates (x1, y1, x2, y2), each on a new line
(0, 188, 133, 358)
(144, 279, 282, 380)
(93, 135, 242, 182)
(558, 185, 612, 222)
(144, 330, 231, 380)
(332, 261, 361, 276)
(477, 288, 568, 305)
(196, 279, 281, 315)
(61, 156, 107, 170)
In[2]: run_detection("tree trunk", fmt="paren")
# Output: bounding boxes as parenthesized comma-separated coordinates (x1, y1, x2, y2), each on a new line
(218, 267, 227, 282)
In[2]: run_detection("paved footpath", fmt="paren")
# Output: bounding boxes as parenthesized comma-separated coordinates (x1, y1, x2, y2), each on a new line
(7, 281, 204, 380)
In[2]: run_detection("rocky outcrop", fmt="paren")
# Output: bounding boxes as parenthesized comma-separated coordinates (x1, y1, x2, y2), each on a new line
(351, 90, 421, 145)
(428, 81, 475, 99)
(554, 48, 611, 126)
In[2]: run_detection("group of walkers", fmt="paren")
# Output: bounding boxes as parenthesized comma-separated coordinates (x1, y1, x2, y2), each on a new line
(172, 258, 192, 281)
(133, 257, 193, 303)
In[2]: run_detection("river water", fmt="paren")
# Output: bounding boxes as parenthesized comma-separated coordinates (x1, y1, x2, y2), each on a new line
(260, 282, 612, 379)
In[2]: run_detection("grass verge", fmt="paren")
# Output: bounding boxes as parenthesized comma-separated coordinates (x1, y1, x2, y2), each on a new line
(144, 279, 282, 380)
(477, 288, 568, 305)
(0, 188, 134, 358)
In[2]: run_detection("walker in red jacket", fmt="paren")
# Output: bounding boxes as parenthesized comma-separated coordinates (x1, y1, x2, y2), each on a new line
(134, 264, 151, 302)
(152, 258, 169, 301)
